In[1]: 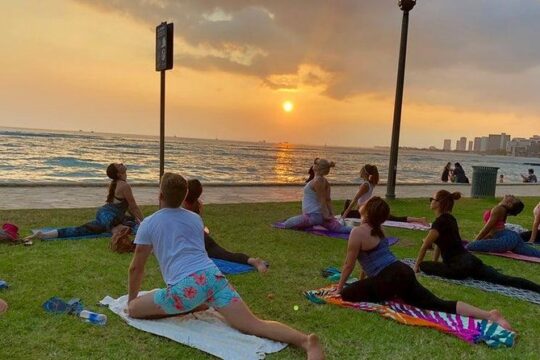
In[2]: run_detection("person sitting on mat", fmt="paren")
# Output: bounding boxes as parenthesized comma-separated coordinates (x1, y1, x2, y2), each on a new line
(465, 195, 540, 257)
(183, 179, 268, 272)
(341, 164, 428, 226)
(27, 163, 144, 240)
(283, 158, 351, 233)
(414, 190, 540, 293)
(520, 201, 540, 244)
(127, 172, 324, 359)
(335, 196, 512, 330)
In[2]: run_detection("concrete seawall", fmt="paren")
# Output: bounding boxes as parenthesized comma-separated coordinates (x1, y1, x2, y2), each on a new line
(0, 183, 539, 210)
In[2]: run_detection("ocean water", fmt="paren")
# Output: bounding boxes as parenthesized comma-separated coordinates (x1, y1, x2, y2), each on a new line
(0, 128, 538, 185)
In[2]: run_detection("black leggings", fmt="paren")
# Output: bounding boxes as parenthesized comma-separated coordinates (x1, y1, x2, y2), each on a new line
(520, 231, 540, 243)
(204, 233, 250, 265)
(341, 261, 457, 313)
(419, 253, 540, 293)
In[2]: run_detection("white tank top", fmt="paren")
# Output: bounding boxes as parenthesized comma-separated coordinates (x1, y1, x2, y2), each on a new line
(356, 180, 374, 207)
(302, 181, 322, 214)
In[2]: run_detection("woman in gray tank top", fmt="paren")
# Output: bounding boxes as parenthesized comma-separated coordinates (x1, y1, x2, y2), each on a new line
(283, 159, 352, 233)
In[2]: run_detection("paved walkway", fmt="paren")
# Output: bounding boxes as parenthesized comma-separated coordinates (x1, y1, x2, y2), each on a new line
(1, 183, 539, 210)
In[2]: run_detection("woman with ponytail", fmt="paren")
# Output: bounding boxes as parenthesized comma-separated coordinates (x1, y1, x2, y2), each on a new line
(28, 163, 144, 240)
(414, 190, 540, 292)
(466, 194, 540, 257)
(341, 164, 428, 226)
(284, 158, 352, 233)
(337, 197, 512, 329)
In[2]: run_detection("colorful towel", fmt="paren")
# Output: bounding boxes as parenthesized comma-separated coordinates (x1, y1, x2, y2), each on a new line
(100, 292, 287, 360)
(304, 285, 515, 348)
(401, 258, 540, 305)
(272, 222, 399, 245)
(211, 259, 254, 275)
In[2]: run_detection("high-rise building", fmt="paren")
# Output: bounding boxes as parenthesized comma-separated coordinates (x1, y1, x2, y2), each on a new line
(458, 137, 467, 151)
(443, 139, 451, 151)
(468, 141, 473, 152)
(473, 137, 482, 152)
(488, 134, 502, 151)
(480, 137, 488, 152)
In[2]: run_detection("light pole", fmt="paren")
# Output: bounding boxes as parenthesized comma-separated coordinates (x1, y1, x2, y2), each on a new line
(386, 0, 416, 199)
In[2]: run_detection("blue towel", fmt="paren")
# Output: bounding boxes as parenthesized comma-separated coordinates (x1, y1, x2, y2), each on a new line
(211, 258, 254, 275)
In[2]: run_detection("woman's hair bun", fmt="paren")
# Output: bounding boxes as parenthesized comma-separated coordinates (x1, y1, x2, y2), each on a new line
(452, 192, 461, 200)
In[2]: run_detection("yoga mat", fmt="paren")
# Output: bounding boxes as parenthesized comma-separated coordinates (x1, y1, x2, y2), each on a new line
(304, 285, 515, 348)
(401, 258, 540, 305)
(462, 240, 540, 264)
(382, 220, 431, 231)
(272, 222, 399, 245)
(101, 292, 287, 360)
(474, 251, 540, 264)
(211, 258, 254, 275)
(335, 216, 431, 231)
(34, 227, 112, 240)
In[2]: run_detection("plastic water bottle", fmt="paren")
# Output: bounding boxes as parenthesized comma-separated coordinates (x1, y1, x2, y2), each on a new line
(79, 310, 107, 325)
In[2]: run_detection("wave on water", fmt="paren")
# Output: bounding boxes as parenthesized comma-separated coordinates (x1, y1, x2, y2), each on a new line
(0, 128, 538, 185)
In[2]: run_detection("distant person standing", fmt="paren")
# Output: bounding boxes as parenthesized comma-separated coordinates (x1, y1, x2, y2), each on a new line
(521, 169, 537, 183)
(499, 174, 504, 184)
(441, 162, 453, 183)
(452, 163, 469, 184)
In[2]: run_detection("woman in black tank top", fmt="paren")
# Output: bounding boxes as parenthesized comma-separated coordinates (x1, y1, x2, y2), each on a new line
(414, 190, 540, 293)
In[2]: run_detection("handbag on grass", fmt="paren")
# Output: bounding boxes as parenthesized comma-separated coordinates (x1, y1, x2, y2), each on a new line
(109, 225, 135, 253)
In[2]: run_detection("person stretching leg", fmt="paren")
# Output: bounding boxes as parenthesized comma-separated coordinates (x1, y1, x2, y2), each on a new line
(127, 172, 324, 359)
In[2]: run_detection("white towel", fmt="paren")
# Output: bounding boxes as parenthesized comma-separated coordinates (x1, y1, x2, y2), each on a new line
(100, 292, 287, 360)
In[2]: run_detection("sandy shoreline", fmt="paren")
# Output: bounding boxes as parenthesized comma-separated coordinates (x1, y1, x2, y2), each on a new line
(0, 183, 539, 210)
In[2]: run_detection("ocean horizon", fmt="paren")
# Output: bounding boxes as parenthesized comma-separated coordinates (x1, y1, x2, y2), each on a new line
(1, 126, 538, 185)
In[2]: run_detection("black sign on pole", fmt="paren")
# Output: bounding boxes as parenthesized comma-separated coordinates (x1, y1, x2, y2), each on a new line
(156, 22, 173, 180)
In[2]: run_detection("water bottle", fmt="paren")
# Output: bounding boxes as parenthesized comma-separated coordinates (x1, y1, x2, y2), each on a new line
(0, 280, 8, 289)
(79, 310, 107, 325)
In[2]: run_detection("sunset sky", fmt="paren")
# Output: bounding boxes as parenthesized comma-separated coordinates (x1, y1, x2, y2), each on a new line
(1, 0, 539, 147)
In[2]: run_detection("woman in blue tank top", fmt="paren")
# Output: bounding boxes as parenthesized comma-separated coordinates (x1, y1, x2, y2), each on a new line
(283, 158, 351, 233)
(26, 163, 144, 240)
(336, 197, 512, 330)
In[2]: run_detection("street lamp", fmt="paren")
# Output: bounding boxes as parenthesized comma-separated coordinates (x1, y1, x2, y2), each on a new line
(386, 0, 416, 199)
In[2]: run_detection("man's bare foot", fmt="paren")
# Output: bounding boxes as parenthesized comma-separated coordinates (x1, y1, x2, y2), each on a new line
(248, 258, 269, 273)
(305, 334, 324, 360)
(489, 309, 512, 331)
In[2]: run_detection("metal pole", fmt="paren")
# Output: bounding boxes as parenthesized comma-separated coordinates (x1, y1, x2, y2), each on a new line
(386, 10, 410, 199)
(159, 70, 165, 179)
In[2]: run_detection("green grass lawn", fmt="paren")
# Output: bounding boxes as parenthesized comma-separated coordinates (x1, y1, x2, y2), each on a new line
(1, 197, 539, 359)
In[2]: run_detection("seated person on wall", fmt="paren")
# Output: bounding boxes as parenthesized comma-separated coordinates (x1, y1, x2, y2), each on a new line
(521, 169, 538, 183)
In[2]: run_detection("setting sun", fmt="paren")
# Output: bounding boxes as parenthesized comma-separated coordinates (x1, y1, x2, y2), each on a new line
(282, 101, 294, 112)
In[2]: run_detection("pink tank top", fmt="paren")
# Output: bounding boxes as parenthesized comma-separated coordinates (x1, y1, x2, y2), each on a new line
(483, 209, 505, 230)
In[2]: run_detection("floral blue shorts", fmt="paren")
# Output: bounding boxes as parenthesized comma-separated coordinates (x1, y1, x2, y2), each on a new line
(153, 266, 241, 315)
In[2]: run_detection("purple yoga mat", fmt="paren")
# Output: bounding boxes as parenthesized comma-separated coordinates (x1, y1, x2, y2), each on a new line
(272, 221, 399, 245)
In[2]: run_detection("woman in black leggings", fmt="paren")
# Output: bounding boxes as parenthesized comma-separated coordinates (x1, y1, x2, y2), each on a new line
(337, 197, 511, 329)
(183, 179, 268, 272)
(414, 190, 540, 293)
